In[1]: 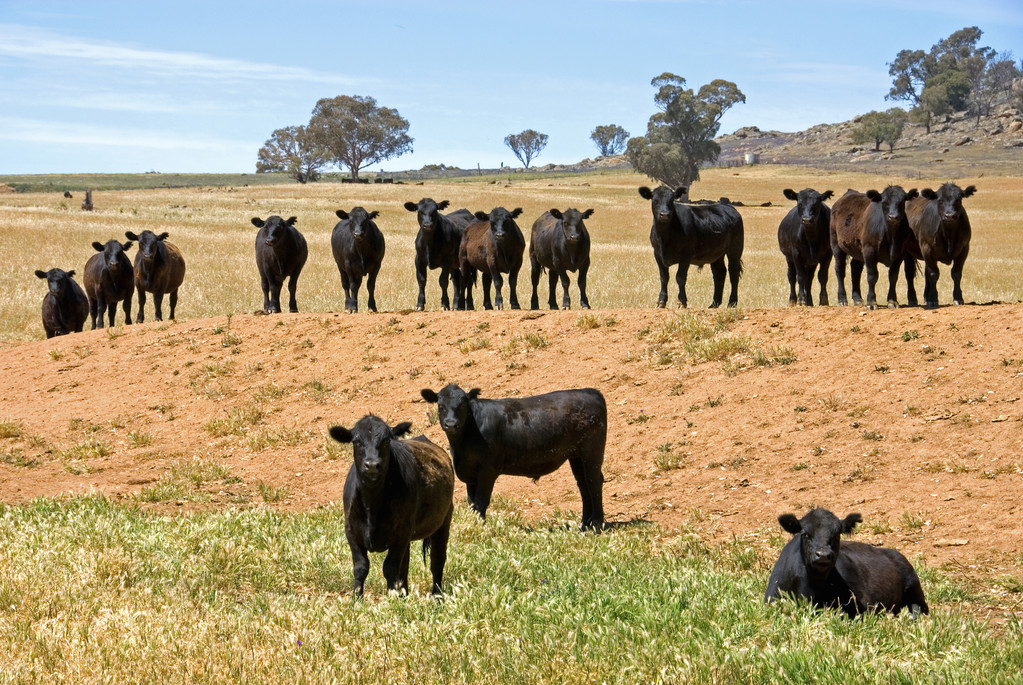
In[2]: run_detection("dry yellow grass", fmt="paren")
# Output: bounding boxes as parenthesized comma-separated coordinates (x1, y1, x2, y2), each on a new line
(1, 167, 1020, 340)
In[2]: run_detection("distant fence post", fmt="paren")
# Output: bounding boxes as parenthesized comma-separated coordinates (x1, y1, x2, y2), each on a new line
(81, 189, 94, 211)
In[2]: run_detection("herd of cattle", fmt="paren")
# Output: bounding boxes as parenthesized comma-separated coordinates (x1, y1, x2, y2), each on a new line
(31, 182, 965, 614)
(35, 181, 975, 336)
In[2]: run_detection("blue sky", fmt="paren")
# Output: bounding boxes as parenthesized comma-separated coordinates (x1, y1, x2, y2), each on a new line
(1, 0, 1020, 174)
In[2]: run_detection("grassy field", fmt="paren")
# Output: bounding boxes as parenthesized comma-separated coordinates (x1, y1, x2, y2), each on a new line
(0, 494, 1020, 683)
(1, 166, 1021, 341)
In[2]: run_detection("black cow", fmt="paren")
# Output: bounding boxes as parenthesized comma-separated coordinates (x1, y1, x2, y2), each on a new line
(404, 198, 475, 311)
(777, 189, 834, 306)
(459, 207, 525, 310)
(638, 185, 744, 308)
(252, 215, 308, 314)
(329, 415, 454, 597)
(830, 186, 919, 310)
(529, 208, 594, 310)
(35, 268, 88, 338)
(420, 384, 606, 531)
(83, 239, 134, 328)
(331, 207, 385, 313)
(765, 508, 928, 617)
(124, 230, 186, 323)
(905, 183, 977, 309)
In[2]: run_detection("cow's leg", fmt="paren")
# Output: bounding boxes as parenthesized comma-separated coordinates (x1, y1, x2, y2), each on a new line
(709, 258, 726, 308)
(89, 296, 101, 329)
(725, 253, 741, 308)
(817, 254, 831, 306)
(260, 275, 274, 314)
(884, 257, 901, 309)
(168, 289, 178, 320)
(903, 256, 919, 307)
(105, 302, 118, 327)
(350, 275, 363, 314)
(415, 259, 428, 311)
(135, 286, 147, 323)
(547, 269, 559, 309)
(471, 473, 498, 520)
(152, 292, 165, 321)
(850, 259, 864, 307)
(529, 259, 542, 310)
(366, 267, 380, 313)
(655, 255, 670, 308)
(429, 507, 453, 596)
(464, 482, 481, 516)
(799, 262, 814, 306)
(350, 542, 370, 598)
(340, 271, 353, 312)
(558, 270, 572, 310)
(382, 543, 411, 595)
(569, 457, 605, 532)
(786, 257, 798, 305)
(923, 259, 940, 308)
(578, 264, 590, 310)
(438, 270, 451, 311)
(507, 265, 521, 310)
(950, 248, 968, 306)
(122, 293, 133, 325)
(833, 251, 848, 306)
(481, 273, 494, 310)
(287, 274, 300, 313)
(675, 262, 690, 308)
(491, 271, 505, 310)
(862, 254, 880, 310)
(461, 270, 474, 311)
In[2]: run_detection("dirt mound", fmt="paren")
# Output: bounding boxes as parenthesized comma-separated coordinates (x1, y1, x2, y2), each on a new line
(1, 305, 1021, 571)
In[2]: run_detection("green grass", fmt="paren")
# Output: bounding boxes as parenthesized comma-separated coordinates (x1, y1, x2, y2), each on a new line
(0, 495, 1018, 683)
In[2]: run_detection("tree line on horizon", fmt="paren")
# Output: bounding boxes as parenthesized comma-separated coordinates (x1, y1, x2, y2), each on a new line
(256, 27, 1020, 188)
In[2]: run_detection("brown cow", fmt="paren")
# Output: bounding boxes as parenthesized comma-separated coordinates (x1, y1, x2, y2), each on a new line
(458, 207, 525, 310)
(905, 183, 976, 309)
(830, 186, 918, 310)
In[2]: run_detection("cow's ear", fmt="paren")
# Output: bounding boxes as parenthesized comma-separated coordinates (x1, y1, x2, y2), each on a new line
(125, 231, 140, 241)
(35, 270, 47, 279)
(404, 201, 418, 212)
(467, 388, 481, 400)
(92, 241, 104, 252)
(778, 514, 801, 535)
(581, 208, 595, 219)
(549, 209, 563, 220)
(474, 211, 488, 221)
(286, 216, 298, 226)
(123, 241, 133, 251)
(157, 232, 170, 241)
(866, 190, 882, 202)
(820, 190, 834, 201)
(962, 185, 977, 198)
(335, 210, 349, 220)
(921, 188, 938, 200)
(905, 189, 919, 200)
(436, 200, 450, 211)
(783, 188, 798, 201)
(368, 211, 380, 220)
(328, 426, 354, 443)
(392, 421, 413, 438)
(673, 187, 688, 200)
(840, 513, 862, 534)
(66, 270, 75, 278)
(510, 208, 523, 219)
(420, 388, 439, 403)
(251, 217, 265, 228)
(638, 186, 653, 199)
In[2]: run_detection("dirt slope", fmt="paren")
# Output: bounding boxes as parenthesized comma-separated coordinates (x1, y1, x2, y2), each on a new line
(1, 305, 1021, 572)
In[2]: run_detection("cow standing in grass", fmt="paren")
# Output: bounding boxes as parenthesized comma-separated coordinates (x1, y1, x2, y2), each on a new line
(777, 188, 833, 306)
(329, 415, 454, 597)
(905, 183, 976, 309)
(125, 230, 186, 322)
(83, 239, 134, 328)
(765, 508, 928, 617)
(638, 185, 744, 309)
(35, 268, 89, 338)
(405, 198, 475, 311)
(252, 215, 307, 314)
(459, 207, 525, 310)
(529, 208, 594, 310)
(331, 207, 385, 313)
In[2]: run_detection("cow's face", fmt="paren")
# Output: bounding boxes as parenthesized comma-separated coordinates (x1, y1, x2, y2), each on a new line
(784, 189, 833, 227)
(35, 268, 75, 295)
(421, 384, 480, 434)
(551, 208, 594, 244)
(639, 186, 687, 224)
(405, 198, 449, 234)
(126, 230, 170, 264)
(337, 207, 379, 242)
(329, 415, 411, 486)
(94, 240, 132, 272)
(873, 186, 918, 227)
(933, 183, 976, 224)
(487, 207, 522, 241)
(252, 216, 297, 248)
(778, 508, 861, 575)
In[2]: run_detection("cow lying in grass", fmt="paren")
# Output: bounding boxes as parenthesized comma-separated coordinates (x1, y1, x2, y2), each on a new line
(764, 507, 928, 617)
